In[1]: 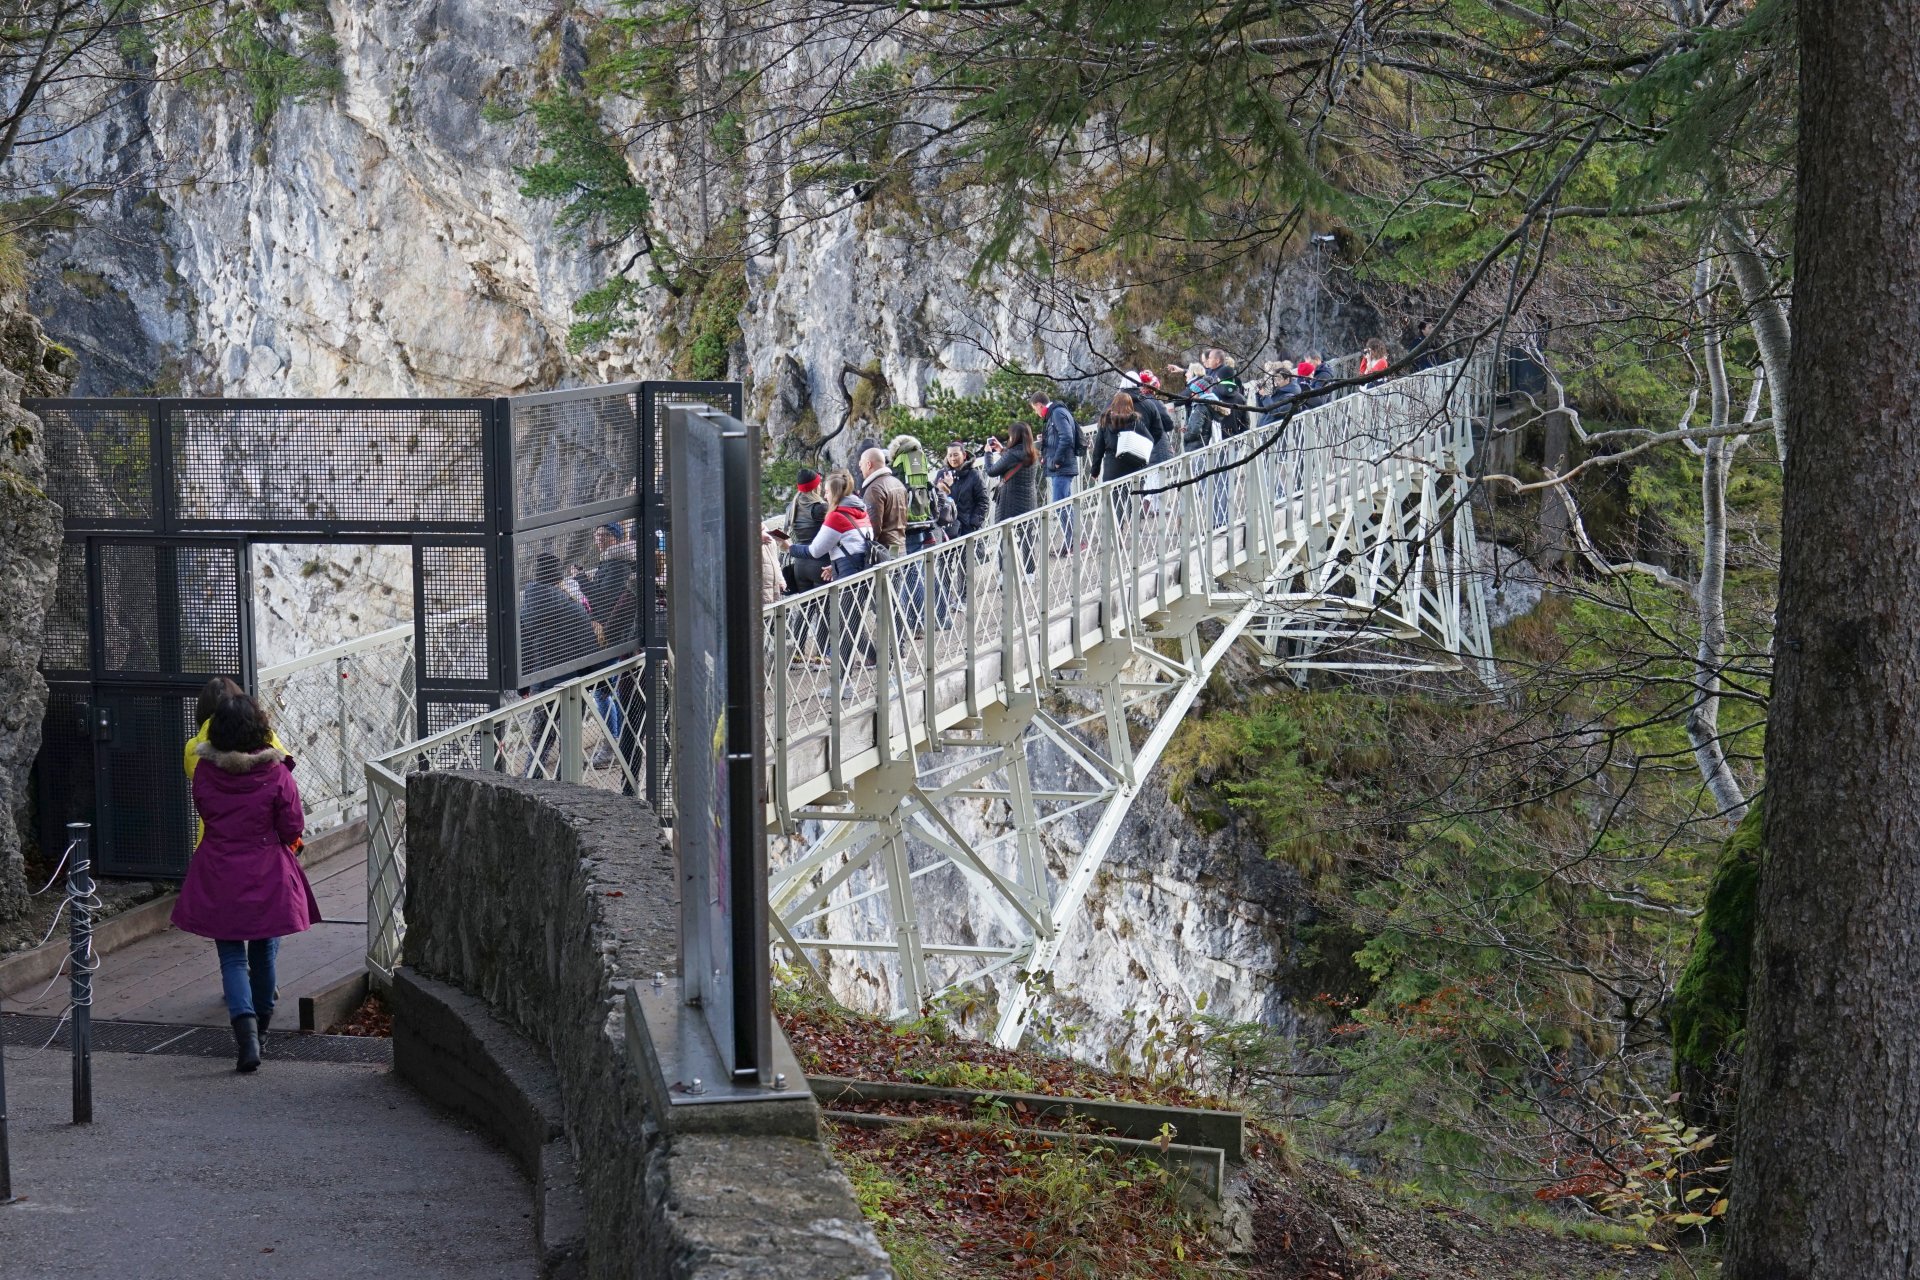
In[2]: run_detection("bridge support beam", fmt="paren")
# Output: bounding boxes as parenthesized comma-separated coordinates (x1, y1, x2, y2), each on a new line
(765, 357, 1498, 1040)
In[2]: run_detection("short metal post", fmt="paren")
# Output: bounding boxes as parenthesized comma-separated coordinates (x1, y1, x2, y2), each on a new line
(557, 682, 584, 784)
(334, 655, 354, 803)
(67, 822, 93, 1125)
(1, 985, 15, 1201)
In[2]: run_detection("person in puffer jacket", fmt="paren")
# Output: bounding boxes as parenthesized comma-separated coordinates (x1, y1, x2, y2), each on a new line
(810, 470, 877, 692)
(172, 692, 320, 1074)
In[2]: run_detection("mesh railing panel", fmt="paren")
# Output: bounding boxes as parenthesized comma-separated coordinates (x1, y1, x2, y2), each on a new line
(364, 654, 650, 976)
(257, 626, 416, 831)
(38, 403, 153, 523)
(170, 403, 488, 527)
(41, 542, 90, 671)
(508, 389, 638, 526)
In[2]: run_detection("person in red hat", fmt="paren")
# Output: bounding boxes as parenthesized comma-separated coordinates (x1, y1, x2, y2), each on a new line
(1127, 369, 1177, 463)
(779, 468, 832, 662)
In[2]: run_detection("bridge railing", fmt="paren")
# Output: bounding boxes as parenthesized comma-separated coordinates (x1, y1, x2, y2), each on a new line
(359, 356, 1488, 981)
(761, 357, 1485, 821)
(256, 622, 416, 832)
(361, 654, 650, 979)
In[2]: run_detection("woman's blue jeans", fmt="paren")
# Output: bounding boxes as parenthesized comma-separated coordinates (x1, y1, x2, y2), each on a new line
(215, 938, 280, 1021)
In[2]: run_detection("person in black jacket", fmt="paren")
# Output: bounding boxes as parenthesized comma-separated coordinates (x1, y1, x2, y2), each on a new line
(1254, 362, 1304, 427)
(781, 468, 832, 662)
(783, 469, 831, 592)
(938, 444, 988, 537)
(1205, 350, 1250, 437)
(932, 443, 987, 628)
(1127, 371, 1177, 463)
(984, 419, 1041, 577)
(1087, 392, 1154, 484)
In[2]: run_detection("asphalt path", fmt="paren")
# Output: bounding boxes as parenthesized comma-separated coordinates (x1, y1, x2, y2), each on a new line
(0, 1048, 535, 1278)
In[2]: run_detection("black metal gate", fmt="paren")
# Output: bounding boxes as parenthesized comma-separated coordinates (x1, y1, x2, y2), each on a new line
(29, 382, 738, 877)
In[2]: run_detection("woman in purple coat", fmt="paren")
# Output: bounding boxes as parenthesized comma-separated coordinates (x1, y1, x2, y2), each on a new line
(172, 692, 320, 1072)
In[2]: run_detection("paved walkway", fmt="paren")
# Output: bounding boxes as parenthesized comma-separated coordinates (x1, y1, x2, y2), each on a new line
(1, 1048, 535, 1279)
(4, 844, 367, 1027)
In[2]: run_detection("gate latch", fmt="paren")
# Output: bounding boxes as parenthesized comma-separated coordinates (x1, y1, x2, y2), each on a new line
(93, 704, 113, 742)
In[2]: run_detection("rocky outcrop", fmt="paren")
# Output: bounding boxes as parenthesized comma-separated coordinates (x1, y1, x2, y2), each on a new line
(12, 1, 1376, 437)
(0, 294, 77, 923)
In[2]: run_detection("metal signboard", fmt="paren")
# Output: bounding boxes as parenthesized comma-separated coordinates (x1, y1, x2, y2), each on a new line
(663, 403, 771, 1086)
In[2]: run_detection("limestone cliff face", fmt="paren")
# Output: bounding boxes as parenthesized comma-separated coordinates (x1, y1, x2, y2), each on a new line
(7, 1, 1373, 1023)
(15, 0, 1376, 433)
(0, 294, 77, 923)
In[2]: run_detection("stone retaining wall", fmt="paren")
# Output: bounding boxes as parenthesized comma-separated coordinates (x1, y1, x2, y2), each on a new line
(398, 771, 890, 1280)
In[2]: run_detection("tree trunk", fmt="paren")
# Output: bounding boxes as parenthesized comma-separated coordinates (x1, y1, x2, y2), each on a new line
(1688, 282, 1747, 818)
(1534, 407, 1571, 571)
(1719, 216, 1792, 464)
(1723, 6, 1920, 1276)
(1689, 432, 1745, 819)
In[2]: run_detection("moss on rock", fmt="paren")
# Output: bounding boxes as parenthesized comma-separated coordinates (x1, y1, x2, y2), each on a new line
(1669, 805, 1763, 1132)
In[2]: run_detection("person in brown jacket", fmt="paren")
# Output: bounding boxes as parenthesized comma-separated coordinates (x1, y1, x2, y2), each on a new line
(858, 447, 909, 557)
(858, 445, 919, 641)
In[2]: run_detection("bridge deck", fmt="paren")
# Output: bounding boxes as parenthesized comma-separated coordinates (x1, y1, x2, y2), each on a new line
(762, 366, 1476, 817)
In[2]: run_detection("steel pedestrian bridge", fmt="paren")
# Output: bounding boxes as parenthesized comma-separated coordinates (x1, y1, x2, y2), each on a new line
(359, 356, 1494, 1047)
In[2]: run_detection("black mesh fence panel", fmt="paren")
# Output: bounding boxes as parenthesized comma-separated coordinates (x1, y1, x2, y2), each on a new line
(423, 696, 496, 736)
(509, 388, 638, 526)
(96, 690, 197, 877)
(419, 544, 490, 684)
(98, 542, 161, 673)
(170, 402, 488, 529)
(41, 542, 90, 672)
(37, 402, 153, 524)
(510, 512, 640, 687)
(175, 544, 243, 675)
(94, 542, 243, 679)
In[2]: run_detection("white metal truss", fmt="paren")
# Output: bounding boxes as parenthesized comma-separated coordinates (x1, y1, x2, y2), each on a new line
(762, 357, 1496, 1046)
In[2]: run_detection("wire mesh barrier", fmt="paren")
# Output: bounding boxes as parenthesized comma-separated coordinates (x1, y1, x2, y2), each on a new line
(360, 359, 1493, 998)
(28, 382, 738, 878)
(255, 624, 417, 833)
(363, 655, 650, 979)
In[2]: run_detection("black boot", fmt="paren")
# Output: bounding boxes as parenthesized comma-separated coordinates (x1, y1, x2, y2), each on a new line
(232, 1015, 260, 1073)
(257, 1008, 272, 1057)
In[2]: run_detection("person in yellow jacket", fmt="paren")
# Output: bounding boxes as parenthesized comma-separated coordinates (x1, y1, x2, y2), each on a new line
(186, 678, 292, 842)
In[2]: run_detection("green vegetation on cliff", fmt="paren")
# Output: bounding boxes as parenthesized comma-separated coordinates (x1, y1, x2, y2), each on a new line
(1669, 805, 1763, 1131)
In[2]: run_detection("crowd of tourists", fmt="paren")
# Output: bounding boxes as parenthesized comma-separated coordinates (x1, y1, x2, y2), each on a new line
(759, 338, 1403, 695)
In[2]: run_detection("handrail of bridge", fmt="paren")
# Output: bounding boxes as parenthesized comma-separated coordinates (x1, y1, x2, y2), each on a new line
(761, 354, 1494, 1027)
(362, 654, 650, 979)
(256, 622, 416, 832)
(359, 356, 1491, 984)
(759, 357, 1488, 818)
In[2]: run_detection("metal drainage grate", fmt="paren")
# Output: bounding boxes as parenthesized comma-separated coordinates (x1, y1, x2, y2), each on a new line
(0, 1014, 391, 1066)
